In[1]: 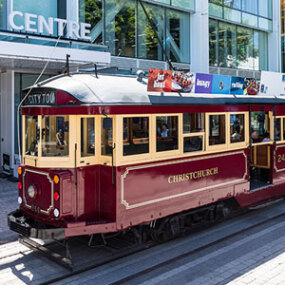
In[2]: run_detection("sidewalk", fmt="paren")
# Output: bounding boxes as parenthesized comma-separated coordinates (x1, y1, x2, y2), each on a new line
(0, 177, 18, 243)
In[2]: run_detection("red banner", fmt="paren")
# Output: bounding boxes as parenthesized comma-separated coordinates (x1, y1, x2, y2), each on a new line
(147, 69, 196, 93)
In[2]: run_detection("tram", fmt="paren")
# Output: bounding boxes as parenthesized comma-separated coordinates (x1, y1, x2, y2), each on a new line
(8, 72, 285, 241)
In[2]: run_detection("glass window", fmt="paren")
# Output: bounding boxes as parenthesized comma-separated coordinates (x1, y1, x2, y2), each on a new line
(259, 0, 272, 19)
(25, 116, 39, 156)
(209, 19, 218, 66)
(166, 9, 190, 63)
(101, 118, 113, 156)
(156, 116, 178, 152)
(209, 3, 223, 18)
(236, 26, 254, 70)
(81, 118, 95, 157)
(209, 115, 226, 146)
(123, 117, 149, 156)
(274, 118, 281, 142)
(218, 22, 237, 68)
(183, 113, 204, 134)
(79, 0, 103, 45)
(224, 8, 241, 23)
(242, 0, 257, 14)
(42, 115, 69, 157)
(184, 136, 203, 153)
(105, 0, 135, 57)
(138, 3, 165, 61)
(172, 0, 194, 11)
(230, 114, 245, 143)
(250, 112, 270, 143)
(223, 0, 241, 9)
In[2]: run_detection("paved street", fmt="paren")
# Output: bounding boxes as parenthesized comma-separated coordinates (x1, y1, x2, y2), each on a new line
(0, 178, 18, 243)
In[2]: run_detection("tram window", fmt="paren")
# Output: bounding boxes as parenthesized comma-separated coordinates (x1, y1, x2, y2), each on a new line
(209, 115, 226, 146)
(230, 114, 245, 143)
(250, 112, 270, 143)
(184, 136, 203, 153)
(123, 117, 149, 156)
(183, 113, 204, 133)
(42, 116, 69, 157)
(101, 118, 113, 156)
(156, 116, 178, 152)
(25, 116, 39, 156)
(275, 118, 281, 141)
(81, 118, 95, 157)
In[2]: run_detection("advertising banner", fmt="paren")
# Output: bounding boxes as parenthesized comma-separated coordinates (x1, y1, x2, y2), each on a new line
(244, 78, 259, 95)
(148, 69, 196, 93)
(195, 73, 213, 94)
(259, 71, 285, 96)
(212, 75, 231, 94)
(230, 76, 245, 95)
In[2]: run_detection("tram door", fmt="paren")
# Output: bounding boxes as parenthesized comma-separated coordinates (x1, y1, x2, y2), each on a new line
(249, 110, 273, 190)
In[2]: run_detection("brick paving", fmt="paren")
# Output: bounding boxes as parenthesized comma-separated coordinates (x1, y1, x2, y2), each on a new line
(0, 178, 18, 243)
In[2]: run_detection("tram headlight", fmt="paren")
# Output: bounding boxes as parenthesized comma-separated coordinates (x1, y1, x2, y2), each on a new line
(18, 196, 23, 204)
(27, 185, 36, 199)
(53, 208, 60, 217)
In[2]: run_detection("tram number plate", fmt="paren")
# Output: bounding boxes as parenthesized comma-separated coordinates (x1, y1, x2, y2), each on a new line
(277, 154, 285, 163)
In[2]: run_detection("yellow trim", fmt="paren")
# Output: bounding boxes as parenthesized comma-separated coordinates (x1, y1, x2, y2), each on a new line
(76, 115, 97, 167)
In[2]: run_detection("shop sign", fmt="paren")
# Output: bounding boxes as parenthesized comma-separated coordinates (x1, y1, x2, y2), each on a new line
(24, 91, 56, 105)
(9, 11, 91, 41)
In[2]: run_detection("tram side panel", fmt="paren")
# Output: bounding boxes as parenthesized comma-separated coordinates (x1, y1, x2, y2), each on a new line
(116, 150, 249, 230)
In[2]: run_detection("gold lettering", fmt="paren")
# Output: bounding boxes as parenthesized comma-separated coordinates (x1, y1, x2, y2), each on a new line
(167, 167, 219, 184)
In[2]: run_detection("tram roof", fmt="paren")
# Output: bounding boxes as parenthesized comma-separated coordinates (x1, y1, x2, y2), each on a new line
(26, 73, 285, 106)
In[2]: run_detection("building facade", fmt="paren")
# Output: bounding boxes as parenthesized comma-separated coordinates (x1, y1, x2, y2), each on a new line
(0, 0, 281, 177)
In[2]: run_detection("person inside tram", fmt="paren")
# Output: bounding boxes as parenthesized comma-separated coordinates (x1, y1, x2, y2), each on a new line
(161, 123, 169, 138)
(262, 132, 270, 142)
(251, 130, 259, 143)
(231, 125, 241, 142)
(56, 129, 65, 150)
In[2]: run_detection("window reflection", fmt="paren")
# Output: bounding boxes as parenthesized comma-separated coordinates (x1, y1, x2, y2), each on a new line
(183, 113, 204, 134)
(105, 0, 135, 57)
(274, 118, 281, 142)
(42, 115, 69, 157)
(230, 114, 245, 143)
(209, 115, 226, 145)
(25, 116, 39, 156)
(250, 112, 270, 143)
(123, 117, 149, 156)
(101, 118, 113, 156)
(184, 136, 203, 153)
(156, 116, 178, 152)
(81, 118, 95, 157)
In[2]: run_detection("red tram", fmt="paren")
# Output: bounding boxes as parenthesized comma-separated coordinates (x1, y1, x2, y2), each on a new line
(8, 73, 285, 241)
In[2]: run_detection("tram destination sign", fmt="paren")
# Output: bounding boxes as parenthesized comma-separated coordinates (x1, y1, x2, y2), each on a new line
(24, 91, 56, 106)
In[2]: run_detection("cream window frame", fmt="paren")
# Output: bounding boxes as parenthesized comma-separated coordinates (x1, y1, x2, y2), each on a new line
(23, 115, 76, 168)
(153, 114, 181, 160)
(251, 111, 274, 147)
(229, 112, 249, 149)
(206, 112, 229, 151)
(99, 115, 116, 166)
(275, 116, 284, 144)
(182, 113, 205, 154)
(76, 115, 97, 167)
(116, 115, 152, 164)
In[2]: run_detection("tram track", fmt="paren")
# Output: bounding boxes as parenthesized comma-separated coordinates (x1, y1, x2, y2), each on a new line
(38, 200, 285, 285)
